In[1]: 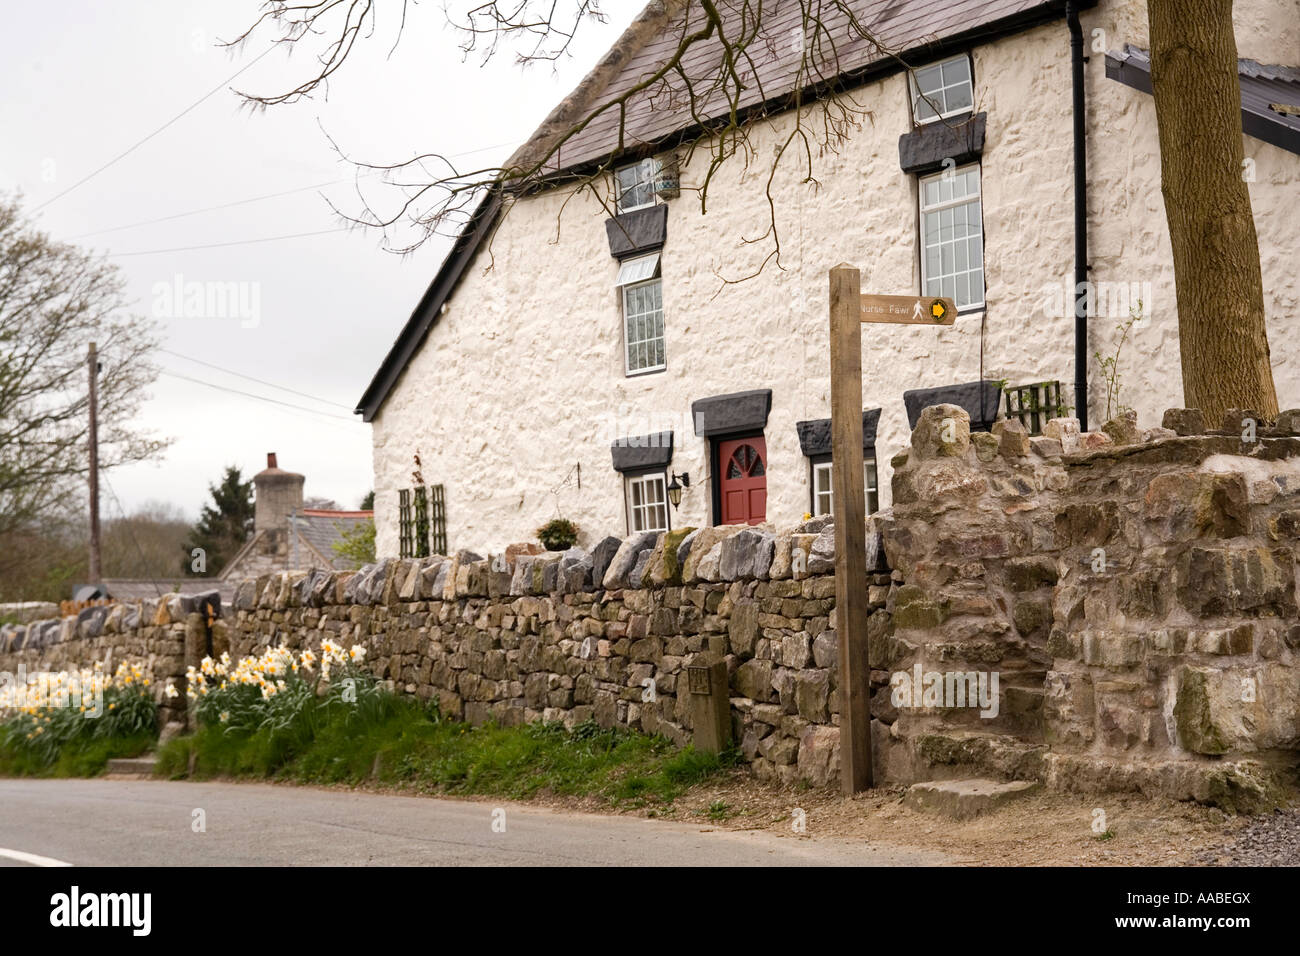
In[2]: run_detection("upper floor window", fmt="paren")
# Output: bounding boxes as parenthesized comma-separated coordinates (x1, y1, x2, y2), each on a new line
(615, 159, 657, 214)
(919, 164, 984, 311)
(617, 253, 665, 374)
(910, 55, 973, 124)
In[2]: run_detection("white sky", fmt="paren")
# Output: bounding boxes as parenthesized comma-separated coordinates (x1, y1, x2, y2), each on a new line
(0, 1, 636, 519)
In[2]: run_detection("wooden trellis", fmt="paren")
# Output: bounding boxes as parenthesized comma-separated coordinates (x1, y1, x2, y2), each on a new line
(1004, 380, 1068, 435)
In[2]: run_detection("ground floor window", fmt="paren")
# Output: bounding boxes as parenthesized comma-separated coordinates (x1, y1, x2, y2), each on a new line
(811, 457, 879, 517)
(626, 472, 669, 534)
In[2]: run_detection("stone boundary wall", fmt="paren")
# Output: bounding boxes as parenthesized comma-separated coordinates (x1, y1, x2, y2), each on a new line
(0, 594, 217, 727)
(878, 404, 1300, 810)
(227, 521, 889, 788)
(4, 406, 1299, 810)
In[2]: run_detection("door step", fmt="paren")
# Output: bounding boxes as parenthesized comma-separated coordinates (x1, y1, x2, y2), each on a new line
(103, 755, 157, 779)
(903, 778, 1040, 820)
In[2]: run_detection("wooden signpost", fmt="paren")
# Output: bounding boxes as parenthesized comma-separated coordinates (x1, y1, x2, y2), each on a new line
(829, 264, 956, 794)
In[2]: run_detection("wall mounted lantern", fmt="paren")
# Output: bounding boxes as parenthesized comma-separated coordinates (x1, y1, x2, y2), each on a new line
(667, 471, 690, 509)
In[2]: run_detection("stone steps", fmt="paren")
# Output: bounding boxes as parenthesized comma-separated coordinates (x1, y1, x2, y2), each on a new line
(904, 778, 1041, 820)
(103, 755, 157, 779)
(910, 728, 1048, 784)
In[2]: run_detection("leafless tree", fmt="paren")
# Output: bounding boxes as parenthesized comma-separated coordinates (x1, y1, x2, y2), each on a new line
(225, 1, 931, 271)
(0, 194, 168, 569)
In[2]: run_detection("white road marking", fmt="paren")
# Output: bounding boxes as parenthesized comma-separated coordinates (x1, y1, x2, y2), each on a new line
(0, 847, 73, 867)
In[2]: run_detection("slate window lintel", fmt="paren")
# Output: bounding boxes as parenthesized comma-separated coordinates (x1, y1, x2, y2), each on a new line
(898, 111, 987, 176)
(795, 408, 882, 457)
(605, 204, 669, 260)
(691, 389, 773, 438)
(610, 431, 674, 473)
(902, 380, 1003, 432)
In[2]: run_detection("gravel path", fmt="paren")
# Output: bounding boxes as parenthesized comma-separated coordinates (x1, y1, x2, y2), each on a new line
(1195, 808, 1300, 866)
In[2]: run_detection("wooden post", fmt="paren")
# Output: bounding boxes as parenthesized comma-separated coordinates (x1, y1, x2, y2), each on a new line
(829, 264, 873, 793)
(87, 341, 101, 585)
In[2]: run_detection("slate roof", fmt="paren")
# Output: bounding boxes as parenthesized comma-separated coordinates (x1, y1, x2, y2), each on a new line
(356, 0, 1081, 422)
(101, 578, 236, 604)
(513, 0, 1069, 179)
(1106, 45, 1300, 157)
(290, 510, 374, 570)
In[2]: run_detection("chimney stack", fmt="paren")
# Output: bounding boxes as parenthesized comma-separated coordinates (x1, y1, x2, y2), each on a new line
(253, 452, 304, 533)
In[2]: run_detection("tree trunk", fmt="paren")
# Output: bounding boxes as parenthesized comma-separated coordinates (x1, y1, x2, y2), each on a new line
(1147, 0, 1279, 424)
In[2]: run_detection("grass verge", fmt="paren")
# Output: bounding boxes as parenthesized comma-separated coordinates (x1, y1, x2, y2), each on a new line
(0, 732, 155, 777)
(156, 694, 740, 809)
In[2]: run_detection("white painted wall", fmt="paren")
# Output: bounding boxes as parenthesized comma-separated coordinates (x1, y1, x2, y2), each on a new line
(370, 0, 1300, 557)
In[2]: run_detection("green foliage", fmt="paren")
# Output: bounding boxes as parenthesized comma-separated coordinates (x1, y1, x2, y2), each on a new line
(0, 681, 158, 775)
(704, 799, 735, 821)
(537, 517, 580, 551)
(359, 490, 375, 510)
(1095, 305, 1143, 422)
(158, 693, 737, 808)
(189, 649, 377, 737)
(182, 466, 254, 576)
(333, 518, 376, 569)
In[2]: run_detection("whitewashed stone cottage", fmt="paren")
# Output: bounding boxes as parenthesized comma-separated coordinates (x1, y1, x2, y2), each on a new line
(356, 0, 1300, 557)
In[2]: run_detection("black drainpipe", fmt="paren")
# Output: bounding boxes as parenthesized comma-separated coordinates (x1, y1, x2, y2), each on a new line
(1067, 1, 1090, 431)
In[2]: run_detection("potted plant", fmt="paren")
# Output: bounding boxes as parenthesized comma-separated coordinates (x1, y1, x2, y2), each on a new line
(537, 518, 580, 552)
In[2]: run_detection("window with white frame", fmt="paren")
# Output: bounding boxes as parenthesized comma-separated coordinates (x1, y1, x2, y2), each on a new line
(617, 253, 665, 374)
(626, 472, 669, 534)
(615, 159, 657, 214)
(811, 458, 880, 517)
(910, 55, 974, 124)
(919, 165, 984, 310)
(812, 462, 833, 517)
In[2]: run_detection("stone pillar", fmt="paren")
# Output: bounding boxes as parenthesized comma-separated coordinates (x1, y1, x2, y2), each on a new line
(685, 654, 731, 754)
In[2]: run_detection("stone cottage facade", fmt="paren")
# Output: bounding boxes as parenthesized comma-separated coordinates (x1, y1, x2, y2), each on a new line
(356, 0, 1300, 557)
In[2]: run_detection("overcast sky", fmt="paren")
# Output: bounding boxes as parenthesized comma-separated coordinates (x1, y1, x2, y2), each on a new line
(0, 1, 636, 519)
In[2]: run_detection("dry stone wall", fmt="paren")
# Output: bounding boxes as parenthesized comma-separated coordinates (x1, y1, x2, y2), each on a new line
(227, 520, 888, 788)
(878, 404, 1300, 810)
(5, 405, 1299, 810)
(0, 594, 214, 727)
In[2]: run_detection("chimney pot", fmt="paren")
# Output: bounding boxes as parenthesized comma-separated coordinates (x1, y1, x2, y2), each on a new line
(267, 452, 277, 469)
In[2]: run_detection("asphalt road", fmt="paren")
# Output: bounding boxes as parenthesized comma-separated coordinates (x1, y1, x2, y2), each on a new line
(0, 778, 951, 866)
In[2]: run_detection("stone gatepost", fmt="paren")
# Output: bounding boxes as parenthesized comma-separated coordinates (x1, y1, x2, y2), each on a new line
(685, 653, 731, 754)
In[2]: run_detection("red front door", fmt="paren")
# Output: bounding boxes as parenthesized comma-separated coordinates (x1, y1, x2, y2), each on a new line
(718, 436, 767, 525)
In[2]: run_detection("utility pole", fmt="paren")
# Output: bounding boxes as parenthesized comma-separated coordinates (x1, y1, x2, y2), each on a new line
(88, 342, 101, 584)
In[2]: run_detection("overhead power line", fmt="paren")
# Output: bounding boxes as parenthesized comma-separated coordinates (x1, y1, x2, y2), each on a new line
(108, 227, 351, 257)
(71, 176, 380, 240)
(72, 138, 521, 240)
(159, 348, 352, 410)
(34, 44, 278, 214)
(159, 370, 359, 422)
